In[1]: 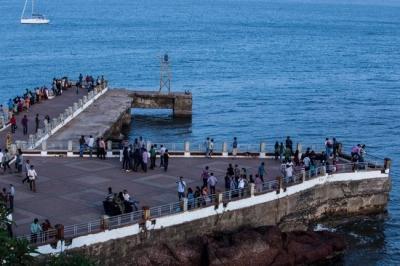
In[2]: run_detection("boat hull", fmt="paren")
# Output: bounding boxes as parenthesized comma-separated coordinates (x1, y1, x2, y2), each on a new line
(21, 18, 49, 24)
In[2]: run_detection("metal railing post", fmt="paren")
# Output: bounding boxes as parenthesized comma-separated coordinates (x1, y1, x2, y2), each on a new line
(67, 140, 73, 157)
(222, 142, 228, 157)
(41, 140, 47, 156)
(183, 198, 188, 211)
(259, 142, 266, 158)
(184, 141, 190, 157)
(106, 140, 113, 158)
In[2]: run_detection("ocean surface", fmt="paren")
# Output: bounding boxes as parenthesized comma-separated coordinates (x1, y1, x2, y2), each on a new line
(0, 0, 399, 264)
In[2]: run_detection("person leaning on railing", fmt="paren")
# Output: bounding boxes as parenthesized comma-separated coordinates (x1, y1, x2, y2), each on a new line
(30, 218, 42, 244)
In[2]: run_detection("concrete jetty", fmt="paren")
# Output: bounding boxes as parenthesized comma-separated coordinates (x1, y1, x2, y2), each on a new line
(44, 88, 192, 148)
(130, 90, 192, 117)
(45, 89, 132, 149)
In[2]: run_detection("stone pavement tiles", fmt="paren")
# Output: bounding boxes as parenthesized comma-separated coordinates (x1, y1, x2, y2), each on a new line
(3, 156, 283, 235)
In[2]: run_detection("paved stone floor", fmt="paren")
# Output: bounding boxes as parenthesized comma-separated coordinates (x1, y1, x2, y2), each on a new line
(0, 86, 88, 148)
(1, 156, 284, 236)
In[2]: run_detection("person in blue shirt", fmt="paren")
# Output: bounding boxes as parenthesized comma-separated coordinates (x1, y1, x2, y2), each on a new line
(258, 162, 266, 182)
(30, 218, 42, 243)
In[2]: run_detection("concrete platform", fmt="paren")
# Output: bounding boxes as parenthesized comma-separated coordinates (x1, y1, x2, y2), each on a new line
(4, 156, 284, 236)
(45, 89, 132, 149)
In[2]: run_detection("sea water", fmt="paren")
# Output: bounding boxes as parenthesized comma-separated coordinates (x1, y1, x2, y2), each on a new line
(0, 0, 399, 264)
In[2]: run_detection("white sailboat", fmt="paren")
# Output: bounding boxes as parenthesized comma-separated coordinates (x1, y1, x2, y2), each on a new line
(21, 0, 50, 24)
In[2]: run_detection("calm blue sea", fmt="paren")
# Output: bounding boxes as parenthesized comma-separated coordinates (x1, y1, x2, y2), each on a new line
(0, 0, 399, 264)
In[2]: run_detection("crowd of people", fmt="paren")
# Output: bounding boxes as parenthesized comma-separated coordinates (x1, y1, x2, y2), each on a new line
(0, 76, 71, 129)
(0, 74, 105, 134)
(78, 135, 172, 172)
(76, 73, 105, 92)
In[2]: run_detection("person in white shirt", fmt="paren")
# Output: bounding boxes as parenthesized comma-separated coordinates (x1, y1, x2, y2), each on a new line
(142, 149, 148, 172)
(87, 135, 95, 158)
(209, 139, 214, 158)
(159, 145, 166, 167)
(303, 156, 311, 171)
(176, 176, 186, 200)
(207, 173, 218, 194)
(27, 165, 38, 192)
(284, 163, 293, 183)
(122, 189, 139, 211)
(238, 176, 246, 197)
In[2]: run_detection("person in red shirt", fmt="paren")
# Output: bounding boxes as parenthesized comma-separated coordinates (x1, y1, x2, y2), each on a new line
(9, 115, 16, 133)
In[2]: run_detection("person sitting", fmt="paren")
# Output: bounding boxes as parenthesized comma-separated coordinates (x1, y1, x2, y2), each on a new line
(113, 193, 124, 214)
(105, 187, 113, 201)
(122, 189, 139, 211)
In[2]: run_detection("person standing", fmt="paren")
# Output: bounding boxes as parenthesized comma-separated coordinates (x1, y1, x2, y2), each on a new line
(79, 135, 86, 157)
(201, 166, 210, 187)
(10, 115, 16, 133)
(149, 145, 156, 170)
(99, 137, 106, 160)
(21, 115, 28, 135)
(255, 174, 263, 193)
(207, 173, 218, 194)
(176, 176, 186, 200)
(232, 137, 238, 158)
(285, 136, 293, 155)
(209, 139, 214, 158)
(163, 149, 170, 172)
(8, 184, 15, 210)
(258, 162, 266, 182)
(159, 145, 166, 167)
(2, 149, 11, 173)
(30, 218, 42, 243)
(284, 163, 294, 184)
(142, 149, 148, 172)
(15, 149, 23, 173)
(274, 141, 279, 160)
(28, 165, 38, 192)
(22, 159, 31, 183)
(205, 137, 210, 158)
(87, 135, 94, 158)
(238, 176, 245, 197)
(122, 146, 130, 172)
(35, 114, 40, 133)
(279, 142, 285, 162)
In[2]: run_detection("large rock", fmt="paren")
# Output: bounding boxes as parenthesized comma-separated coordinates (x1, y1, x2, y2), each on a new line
(121, 226, 346, 266)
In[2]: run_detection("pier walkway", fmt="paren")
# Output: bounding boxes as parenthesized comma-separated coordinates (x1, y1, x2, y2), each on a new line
(5, 156, 282, 236)
(45, 89, 132, 149)
(0, 87, 88, 149)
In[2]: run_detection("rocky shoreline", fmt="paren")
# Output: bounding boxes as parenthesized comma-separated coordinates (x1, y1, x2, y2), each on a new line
(110, 226, 346, 265)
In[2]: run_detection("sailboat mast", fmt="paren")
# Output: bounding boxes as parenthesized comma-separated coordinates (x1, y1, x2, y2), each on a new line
(32, 0, 34, 15)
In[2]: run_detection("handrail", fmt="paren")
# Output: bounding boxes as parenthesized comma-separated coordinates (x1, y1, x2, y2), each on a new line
(15, 160, 385, 245)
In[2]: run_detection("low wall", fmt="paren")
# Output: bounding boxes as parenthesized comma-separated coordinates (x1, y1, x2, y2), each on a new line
(36, 170, 390, 264)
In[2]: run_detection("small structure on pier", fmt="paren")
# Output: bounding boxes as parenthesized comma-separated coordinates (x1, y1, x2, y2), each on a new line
(159, 53, 171, 93)
(130, 90, 192, 117)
